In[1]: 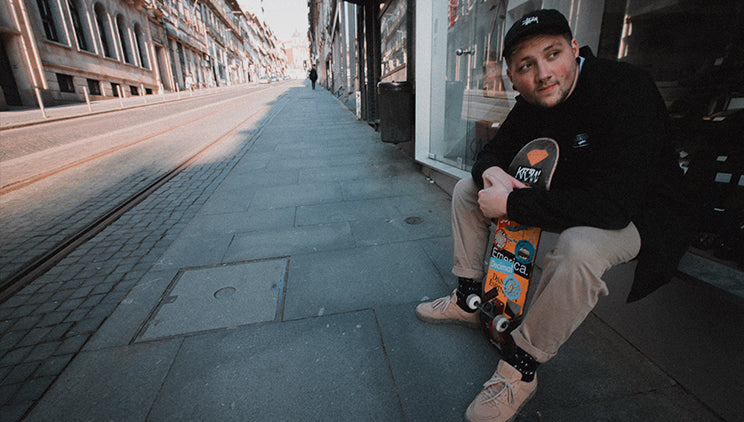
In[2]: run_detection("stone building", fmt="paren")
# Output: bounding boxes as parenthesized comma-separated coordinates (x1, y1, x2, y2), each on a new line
(1, 0, 161, 107)
(0, 0, 289, 109)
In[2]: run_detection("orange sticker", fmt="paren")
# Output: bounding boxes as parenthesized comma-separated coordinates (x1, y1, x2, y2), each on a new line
(527, 149, 548, 166)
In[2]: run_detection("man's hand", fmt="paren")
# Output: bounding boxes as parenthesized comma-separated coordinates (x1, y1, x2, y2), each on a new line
(478, 167, 527, 219)
(482, 167, 526, 190)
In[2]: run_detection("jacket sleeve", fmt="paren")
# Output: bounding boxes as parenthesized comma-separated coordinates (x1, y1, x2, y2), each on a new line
(506, 66, 671, 231)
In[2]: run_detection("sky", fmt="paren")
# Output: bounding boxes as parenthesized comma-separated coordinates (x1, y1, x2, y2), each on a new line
(240, 0, 309, 41)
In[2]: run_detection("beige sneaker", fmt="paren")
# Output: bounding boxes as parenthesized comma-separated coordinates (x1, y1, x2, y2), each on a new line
(465, 361, 537, 422)
(415, 290, 480, 329)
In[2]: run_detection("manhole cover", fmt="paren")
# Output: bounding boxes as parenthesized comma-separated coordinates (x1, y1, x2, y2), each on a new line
(404, 216, 424, 225)
(214, 286, 236, 299)
(137, 258, 287, 341)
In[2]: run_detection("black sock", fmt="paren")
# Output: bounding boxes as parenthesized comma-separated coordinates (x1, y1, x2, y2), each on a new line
(455, 277, 480, 313)
(498, 335, 537, 382)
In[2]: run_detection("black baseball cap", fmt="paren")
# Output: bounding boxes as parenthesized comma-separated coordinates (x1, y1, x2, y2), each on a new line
(503, 9, 572, 59)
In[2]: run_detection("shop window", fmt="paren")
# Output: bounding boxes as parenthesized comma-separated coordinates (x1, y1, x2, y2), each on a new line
(87, 78, 101, 95)
(36, 0, 59, 42)
(56, 73, 75, 93)
(380, 0, 407, 80)
(130, 85, 138, 96)
(111, 82, 120, 96)
(68, 0, 91, 51)
(94, 3, 115, 58)
(116, 14, 133, 64)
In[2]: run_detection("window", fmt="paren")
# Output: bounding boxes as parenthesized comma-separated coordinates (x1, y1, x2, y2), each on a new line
(116, 14, 133, 64)
(94, 3, 114, 58)
(57, 73, 75, 92)
(130, 85, 138, 96)
(145, 88, 152, 95)
(87, 78, 101, 95)
(111, 82, 121, 96)
(68, 0, 90, 51)
(37, 0, 59, 41)
(133, 23, 149, 68)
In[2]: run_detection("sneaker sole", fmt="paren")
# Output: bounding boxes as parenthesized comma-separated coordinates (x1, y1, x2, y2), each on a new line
(415, 309, 480, 329)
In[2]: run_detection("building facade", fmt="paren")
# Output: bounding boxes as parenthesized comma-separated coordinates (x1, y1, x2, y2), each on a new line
(0, 0, 288, 109)
(309, 0, 743, 265)
(282, 30, 310, 79)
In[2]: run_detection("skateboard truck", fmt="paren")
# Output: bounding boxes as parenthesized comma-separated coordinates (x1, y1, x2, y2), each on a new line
(466, 294, 512, 345)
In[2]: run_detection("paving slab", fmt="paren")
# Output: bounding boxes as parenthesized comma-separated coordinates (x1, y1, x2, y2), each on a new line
(194, 187, 257, 215)
(283, 242, 445, 320)
(531, 385, 721, 422)
(138, 258, 288, 341)
(349, 209, 451, 246)
(249, 181, 344, 209)
(178, 207, 295, 237)
(146, 311, 401, 421)
(376, 303, 497, 421)
(296, 197, 407, 226)
(223, 222, 355, 263)
(84, 269, 178, 350)
(214, 169, 300, 191)
(339, 172, 444, 202)
(415, 236, 456, 284)
(24, 339, 182, 421)
(150, 232, 234, 272)
(594, 265, 744, 422)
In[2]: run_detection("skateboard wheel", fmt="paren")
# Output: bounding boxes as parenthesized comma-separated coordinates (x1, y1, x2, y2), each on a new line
(466, 294, 481, 310)
(493, 315, 510, 333)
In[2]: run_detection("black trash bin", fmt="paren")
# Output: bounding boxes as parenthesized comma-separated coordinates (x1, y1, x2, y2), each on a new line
(377, 81, 412, 143)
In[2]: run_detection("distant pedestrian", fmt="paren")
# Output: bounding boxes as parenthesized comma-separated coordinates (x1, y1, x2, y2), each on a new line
(308, 67, 317, 90)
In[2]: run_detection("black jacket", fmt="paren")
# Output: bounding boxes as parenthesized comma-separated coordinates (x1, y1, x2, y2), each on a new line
(472, 55, 697, 302)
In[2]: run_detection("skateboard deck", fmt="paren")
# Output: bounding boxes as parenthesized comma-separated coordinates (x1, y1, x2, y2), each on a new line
(467, 137, 559, 348)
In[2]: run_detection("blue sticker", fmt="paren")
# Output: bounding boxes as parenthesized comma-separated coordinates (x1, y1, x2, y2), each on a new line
(503, 276, 521, 300)
(490, 257, 514, 274)
(514, 240, 535, 264)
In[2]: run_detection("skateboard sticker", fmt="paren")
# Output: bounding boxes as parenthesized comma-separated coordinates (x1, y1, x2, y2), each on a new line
(514, 166, 543, 185)
(527, 149, 549, 165)
(490, 256, 514, 275)
(494, 229, 507, 250)
(515, 240, 535, 264)
(502, 276, 521, 300)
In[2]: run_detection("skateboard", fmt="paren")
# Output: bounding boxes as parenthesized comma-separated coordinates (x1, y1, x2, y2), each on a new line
(467, 137, 559, 349)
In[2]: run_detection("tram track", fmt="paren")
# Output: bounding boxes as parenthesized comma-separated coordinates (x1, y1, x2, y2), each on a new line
(0, 88, 281, 301)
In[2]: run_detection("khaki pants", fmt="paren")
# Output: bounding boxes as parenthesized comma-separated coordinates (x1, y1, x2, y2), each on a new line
(451, 178, 641, 363)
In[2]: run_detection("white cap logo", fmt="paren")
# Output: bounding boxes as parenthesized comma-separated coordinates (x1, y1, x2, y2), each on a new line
(522, 16, 539, 26)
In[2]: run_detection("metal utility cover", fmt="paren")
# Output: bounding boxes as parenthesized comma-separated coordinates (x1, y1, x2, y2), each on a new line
(138, 259, 287, 341)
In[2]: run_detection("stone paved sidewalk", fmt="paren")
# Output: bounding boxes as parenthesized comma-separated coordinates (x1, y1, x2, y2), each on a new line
(0, 90, 289, 421)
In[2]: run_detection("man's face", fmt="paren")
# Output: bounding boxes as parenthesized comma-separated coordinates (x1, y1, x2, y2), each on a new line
(506, 34, 580, 108)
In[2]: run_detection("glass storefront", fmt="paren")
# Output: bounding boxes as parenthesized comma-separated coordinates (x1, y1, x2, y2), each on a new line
(417, 0, 743, 265)
(380, 0, 408, 82)
(427, 0, 509, 171)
